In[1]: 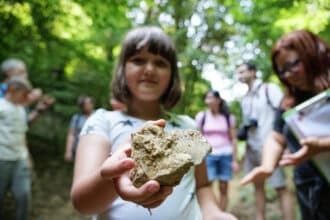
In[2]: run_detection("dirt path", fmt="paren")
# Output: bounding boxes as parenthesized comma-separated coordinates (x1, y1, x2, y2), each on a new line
(3, 159, 297, 220)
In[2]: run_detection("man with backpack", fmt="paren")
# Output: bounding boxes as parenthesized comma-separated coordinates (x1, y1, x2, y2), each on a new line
(236, 62, 293, 220)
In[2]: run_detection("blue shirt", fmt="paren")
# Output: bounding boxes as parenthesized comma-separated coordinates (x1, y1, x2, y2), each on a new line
(0, 83, 8, 97)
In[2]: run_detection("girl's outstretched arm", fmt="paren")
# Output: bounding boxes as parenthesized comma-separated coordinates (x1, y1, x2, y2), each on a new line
(71, 134, 135, 215)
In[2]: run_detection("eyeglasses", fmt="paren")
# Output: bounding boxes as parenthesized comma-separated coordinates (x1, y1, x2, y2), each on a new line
(278, 58, 301, 76)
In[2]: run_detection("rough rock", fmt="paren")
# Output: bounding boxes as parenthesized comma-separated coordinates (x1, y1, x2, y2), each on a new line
(130, 123, 211, 187)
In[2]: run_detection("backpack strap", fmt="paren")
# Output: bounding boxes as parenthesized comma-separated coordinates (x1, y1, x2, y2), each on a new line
(201, 111, 232, 140)
(200, 111, 206, 134)
(264, 83, 277, 111)
(224, 113, 232, 141)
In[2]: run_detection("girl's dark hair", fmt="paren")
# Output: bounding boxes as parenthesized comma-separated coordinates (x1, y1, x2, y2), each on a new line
(207, 90, 231, 118)
(271, 30, 330, 108)
(111, 26, 182, 110)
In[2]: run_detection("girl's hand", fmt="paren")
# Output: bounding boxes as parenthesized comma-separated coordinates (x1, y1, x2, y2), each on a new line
(100, 119, 173, 208)
(240, 166, 273, 186)
(279, 136, 330, 166)
(231, 160, 240, 173)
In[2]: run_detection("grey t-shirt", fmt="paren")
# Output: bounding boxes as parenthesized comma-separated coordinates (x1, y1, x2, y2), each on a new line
(240, 79, 283, 152)
(81, 109, 202, 220)
(0, 98, 28, 160)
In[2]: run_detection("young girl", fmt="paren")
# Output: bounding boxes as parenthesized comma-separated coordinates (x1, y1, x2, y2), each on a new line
(70, 26, 237, 220)
(241, 30, 330, 219)
(195, 90, 239, 211)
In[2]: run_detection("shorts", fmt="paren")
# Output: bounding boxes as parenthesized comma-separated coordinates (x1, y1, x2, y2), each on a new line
(206, 154, 233, 181)
(244, 148, 286, 188)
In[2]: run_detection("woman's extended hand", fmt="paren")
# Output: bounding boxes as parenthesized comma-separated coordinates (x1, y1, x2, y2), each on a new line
(279, 136, 330, 166)
(240, 166, 273, 186)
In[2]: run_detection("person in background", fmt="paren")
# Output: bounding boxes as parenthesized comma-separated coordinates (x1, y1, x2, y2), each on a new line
(241, 30, 330, 220)
(195, 90, 239, 211)
(70, 26, 237, 220)
(64, 95, 95, 162)
(236, 62, 293, 220)
(0, 77, 33, 220)
(0, 58, 56, 123)
(0, 59, 27, 97)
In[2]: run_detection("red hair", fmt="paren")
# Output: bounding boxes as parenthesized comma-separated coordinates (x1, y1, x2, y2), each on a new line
(271, 30, 330, 109)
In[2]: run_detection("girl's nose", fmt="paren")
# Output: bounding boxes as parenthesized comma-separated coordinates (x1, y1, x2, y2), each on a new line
(144, 61, 155, 73)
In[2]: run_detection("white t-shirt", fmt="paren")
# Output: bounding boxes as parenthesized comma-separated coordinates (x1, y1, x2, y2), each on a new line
(0, 98, 28, 160)
(80, 109, 202, 220)
(240, 79, 283, 151)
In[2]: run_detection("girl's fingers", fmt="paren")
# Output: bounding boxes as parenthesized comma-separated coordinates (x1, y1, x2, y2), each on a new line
(100, 147, 134, 179)
(100, 158, 135, 179)
(153, 119, 166, 127)
(114, 176, 161, 203)
(139, 186, 173, 207)
(145, 119, 166, 128)
(141, 199, 164, 209)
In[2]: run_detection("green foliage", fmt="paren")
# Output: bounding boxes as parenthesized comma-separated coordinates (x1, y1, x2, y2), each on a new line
(1, 0, 330, 155)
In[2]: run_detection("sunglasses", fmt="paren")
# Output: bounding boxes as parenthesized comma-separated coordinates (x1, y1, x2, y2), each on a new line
(277, 58, 301, 76)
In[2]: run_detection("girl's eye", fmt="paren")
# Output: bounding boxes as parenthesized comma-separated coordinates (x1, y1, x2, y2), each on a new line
(131, 58, 145, 64)
(155, 59, 169, 68)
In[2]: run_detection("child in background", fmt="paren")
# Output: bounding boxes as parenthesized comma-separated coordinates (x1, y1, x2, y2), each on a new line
(0, 77, 33, 220)
(71, 26, 237, 220)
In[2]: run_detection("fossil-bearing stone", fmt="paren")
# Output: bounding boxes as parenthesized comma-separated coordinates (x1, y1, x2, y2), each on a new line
(130, 123, 211, 187)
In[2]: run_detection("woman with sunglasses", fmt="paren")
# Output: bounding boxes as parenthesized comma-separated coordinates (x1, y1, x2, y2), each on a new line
(241, 30, 330, 220)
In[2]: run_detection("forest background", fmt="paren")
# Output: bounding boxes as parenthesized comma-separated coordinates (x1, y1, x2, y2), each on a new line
(1, 0, 330, 219)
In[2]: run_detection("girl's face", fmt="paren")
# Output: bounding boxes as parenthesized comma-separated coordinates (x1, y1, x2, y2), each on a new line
(204, 92, 220, 109)
(125, 48, 171, 103)
(275, 49, 311, 91)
